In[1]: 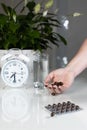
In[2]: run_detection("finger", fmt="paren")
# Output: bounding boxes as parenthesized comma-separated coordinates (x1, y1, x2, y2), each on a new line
(52, 85, 62, 94)
(45, 83, 56, 94)
(45, 81, 64, 94)
(44, 72, 55, 84)
(49, 87, 56, 94)
(57, 85, 66, 93)
(47, 84, 61, 95)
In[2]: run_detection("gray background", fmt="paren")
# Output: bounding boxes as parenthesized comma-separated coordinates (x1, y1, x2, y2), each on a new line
(48, 0, 87, 72)
(0, 0, 87, 72)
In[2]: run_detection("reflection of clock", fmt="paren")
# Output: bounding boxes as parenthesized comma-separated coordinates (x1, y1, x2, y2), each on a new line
(1, 59, 28, 87)
(2, 89, 29, 120)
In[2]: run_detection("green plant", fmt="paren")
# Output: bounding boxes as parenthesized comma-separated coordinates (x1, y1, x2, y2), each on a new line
(0, 0, 67, 51)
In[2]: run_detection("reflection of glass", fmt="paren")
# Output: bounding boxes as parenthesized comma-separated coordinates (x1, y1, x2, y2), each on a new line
(61, 16, 69, 30)
(2, 89, 30, 121)
(56, 56, 68, 68)
(33, 52, 49, 89)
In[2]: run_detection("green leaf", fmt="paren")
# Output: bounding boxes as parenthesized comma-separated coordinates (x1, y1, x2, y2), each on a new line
(26, 1, 36, 12)
(9, 22, 19, 33)
(0, 14, 8, 25)
(57, 34, 67, 45)
(1, 3, 9, 15)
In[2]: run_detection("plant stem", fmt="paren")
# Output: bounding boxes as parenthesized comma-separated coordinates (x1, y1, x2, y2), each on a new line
(14, 0, 24, 10)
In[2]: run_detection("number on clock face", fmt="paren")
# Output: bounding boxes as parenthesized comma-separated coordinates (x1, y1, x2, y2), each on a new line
(1, 59, 28, 87)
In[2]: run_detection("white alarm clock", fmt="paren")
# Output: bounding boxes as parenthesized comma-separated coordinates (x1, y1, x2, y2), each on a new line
(1, 49, 29, 87)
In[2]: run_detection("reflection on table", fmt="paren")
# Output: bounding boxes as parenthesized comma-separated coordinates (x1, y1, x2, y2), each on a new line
(0, 75, 87, 130)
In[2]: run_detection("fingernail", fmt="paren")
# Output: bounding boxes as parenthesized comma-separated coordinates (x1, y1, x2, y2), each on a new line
(59, 82, 63, 86)
(53, 87, 56, 90)
(45, 85, 48, 87)
(53, 82, 63, 87)
(51, 92, 56, 96)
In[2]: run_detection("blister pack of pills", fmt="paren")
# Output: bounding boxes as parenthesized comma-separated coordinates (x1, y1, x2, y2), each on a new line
(45, 101, 82, 117)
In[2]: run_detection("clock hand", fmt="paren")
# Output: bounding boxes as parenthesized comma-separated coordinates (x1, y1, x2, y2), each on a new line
(13, 73, 16, 83)
(10, 73, 16, 83)
(10, 73, 16, 78)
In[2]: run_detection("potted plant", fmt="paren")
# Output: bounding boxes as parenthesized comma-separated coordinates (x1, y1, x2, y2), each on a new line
(0, 0, 67, 87)
(0, 0, 67, 51)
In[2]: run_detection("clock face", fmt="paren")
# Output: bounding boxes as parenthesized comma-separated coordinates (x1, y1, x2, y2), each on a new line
(1, 59, 28, 87)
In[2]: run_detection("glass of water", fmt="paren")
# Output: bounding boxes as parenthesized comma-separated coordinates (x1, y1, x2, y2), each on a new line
(33, 51, 49, 89)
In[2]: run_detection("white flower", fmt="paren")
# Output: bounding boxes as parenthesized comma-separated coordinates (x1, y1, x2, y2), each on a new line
(43, 10, 48, 17)
(34, 3, 41, 14)
(45, 0, 53, 9)
(13, 14, 16, 22)
(72, 12, 83, 17)
(24, 0, 28, 6)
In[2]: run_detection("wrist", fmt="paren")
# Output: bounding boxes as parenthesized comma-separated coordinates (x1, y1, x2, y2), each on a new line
(65, 66, 77, 78)
(65, 60, 87, 78)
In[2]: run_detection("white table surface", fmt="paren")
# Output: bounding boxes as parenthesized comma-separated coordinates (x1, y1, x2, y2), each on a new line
(0, 72, 87, 130)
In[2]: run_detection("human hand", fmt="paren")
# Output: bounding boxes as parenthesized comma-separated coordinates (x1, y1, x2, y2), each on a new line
(44, 68, 75, 95)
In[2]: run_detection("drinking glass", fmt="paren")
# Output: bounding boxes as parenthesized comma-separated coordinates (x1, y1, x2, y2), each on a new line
(33, 52, 49, 89)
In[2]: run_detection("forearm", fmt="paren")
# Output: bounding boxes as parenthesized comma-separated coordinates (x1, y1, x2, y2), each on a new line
(65, 39, 87, 78)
